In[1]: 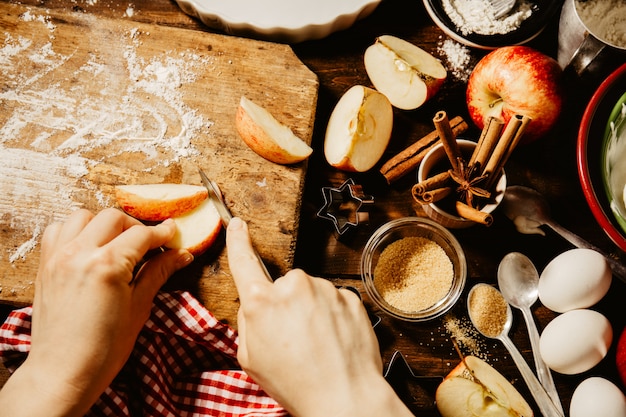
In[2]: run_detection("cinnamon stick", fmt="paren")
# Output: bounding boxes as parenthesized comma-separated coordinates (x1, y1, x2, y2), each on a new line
(433, 111, 462, 173)
(379, 116, 468, 184)
(413, 171, 451, 194)
(469, 116, 504, 174)
(482, 114, 531, 189)
(412, 185, 453, 205)
(455, 201, 493, 226)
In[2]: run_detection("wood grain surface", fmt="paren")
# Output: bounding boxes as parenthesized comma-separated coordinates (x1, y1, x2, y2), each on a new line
(3, 1, 626, 415)
(0, 2, 318, 326)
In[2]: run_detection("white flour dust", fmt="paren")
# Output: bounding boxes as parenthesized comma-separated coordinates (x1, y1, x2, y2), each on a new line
(441, 0, 534, 36)
(0, 10, 215, 262)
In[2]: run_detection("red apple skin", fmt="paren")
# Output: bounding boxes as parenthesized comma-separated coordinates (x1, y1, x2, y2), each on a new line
(466, 46, 564, 144)
(616, 325, 626, 388)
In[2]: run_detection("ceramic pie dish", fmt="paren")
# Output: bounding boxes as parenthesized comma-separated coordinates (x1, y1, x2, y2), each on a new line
(423, 0, 564, 49)
(577, 63, 626, 252)
(174, 0, 382, 43)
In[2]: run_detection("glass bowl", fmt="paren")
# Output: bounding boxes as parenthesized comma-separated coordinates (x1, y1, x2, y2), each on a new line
(360, 217, 467, 322)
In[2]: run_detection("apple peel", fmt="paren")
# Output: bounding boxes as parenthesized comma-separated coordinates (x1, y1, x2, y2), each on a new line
(364, 35, 447, 110)
(115, 183, 208, 221)
(235, 95, 313, 165)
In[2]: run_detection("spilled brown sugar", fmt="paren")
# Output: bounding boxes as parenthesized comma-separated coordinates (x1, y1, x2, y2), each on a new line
(374, 236, 453, 312)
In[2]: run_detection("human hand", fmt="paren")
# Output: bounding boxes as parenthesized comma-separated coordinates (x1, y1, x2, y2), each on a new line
(0, 208, 194, 417)
(226, 217, 414, 417)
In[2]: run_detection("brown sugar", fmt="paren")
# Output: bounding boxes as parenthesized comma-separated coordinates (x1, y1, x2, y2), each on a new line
(468, 284, 508, 337)
(373, 236, 453, 312)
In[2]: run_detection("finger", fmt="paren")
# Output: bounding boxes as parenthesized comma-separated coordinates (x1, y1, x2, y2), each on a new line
(78, 208, 143, 248)
(39, 221, 63, 266)
(57, 209, 94, 244)
(226, 217, 272, 303)
(107, 219, 177, 268)
(133, 248, 194, 298)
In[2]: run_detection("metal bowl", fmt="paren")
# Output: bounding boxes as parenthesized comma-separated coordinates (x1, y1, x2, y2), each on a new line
(360, 217, 467, 322)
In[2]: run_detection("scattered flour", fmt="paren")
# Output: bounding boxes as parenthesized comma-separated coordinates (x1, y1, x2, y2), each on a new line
(437, 38, 474, 82)
(576, 0, 626, 48)
(0, 10, 216, 262)
(441, 0, 534, 36)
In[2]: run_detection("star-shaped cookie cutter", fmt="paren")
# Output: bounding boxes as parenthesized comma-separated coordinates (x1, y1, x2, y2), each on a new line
(316, 178, 374, 235)
(384, 351, 443, 413)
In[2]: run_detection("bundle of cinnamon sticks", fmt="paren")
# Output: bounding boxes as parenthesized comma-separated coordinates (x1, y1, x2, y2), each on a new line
(413, 110, 531, 225)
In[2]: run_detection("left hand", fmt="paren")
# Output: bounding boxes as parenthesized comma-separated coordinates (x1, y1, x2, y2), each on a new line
(0, 208, 194, 417)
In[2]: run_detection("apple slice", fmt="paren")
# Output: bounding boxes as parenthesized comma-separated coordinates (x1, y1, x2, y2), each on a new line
(115, 183, 208, 221)
(165, 198, 222, 256)
(235, 95, 313, 165)
(436, 356, 533, 417)
(364, 35, 447, 110)
(323, 85, 393, 172)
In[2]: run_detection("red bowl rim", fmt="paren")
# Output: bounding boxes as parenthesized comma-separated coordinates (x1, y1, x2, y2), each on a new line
(577, 63, 626, 252)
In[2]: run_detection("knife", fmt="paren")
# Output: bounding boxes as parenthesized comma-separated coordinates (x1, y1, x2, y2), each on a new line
(198, 168, 273, 282)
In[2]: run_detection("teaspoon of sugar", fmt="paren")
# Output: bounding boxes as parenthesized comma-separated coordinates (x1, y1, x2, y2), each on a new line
(467, 283, 564, 417)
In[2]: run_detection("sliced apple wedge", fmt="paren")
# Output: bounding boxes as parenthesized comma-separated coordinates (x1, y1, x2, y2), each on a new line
(115, 183, 208, 221)
(323, 85, 393, 172)
(165, 198, 222, 256)
(364, 35, 447, 110)
(235, 95, 313, 165)
(436, 356, 533, 417)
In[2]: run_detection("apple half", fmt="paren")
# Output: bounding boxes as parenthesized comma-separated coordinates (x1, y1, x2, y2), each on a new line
(164, 198, 222, 256)
(235, 95, 313, 165)
(436, 356, 533, 417)
(364, 35, 447, 110)
(115, 183, 208, 221)
(324, 85, 393, 172)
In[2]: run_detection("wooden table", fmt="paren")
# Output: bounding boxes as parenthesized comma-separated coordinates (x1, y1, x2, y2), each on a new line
(2, 0, 626, 415)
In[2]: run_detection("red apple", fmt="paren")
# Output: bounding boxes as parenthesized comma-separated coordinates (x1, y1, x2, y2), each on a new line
(617, 325, 626, 388)
(466, 46, 564, 144)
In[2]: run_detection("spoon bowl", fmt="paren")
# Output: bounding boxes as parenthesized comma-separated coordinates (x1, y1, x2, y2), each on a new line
(497, 252, 539, 309)
(497, 253, 563, 413)
(501, 185, 626, 283)
(467, 283, 564, 417)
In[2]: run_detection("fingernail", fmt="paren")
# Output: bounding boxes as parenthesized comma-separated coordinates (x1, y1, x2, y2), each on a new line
(229, 217, 244, 230)
(177, 251, 194, 268)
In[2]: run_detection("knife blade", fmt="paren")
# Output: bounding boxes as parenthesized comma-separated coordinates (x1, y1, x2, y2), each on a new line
(198, 168, 273, 282)
(198, 168, 233, 228)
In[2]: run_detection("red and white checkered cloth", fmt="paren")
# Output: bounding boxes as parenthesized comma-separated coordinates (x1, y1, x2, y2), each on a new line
(0, 291, 288, 417)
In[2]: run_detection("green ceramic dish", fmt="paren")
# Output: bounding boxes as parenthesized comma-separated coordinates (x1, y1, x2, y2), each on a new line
(601, 91, 626, 234)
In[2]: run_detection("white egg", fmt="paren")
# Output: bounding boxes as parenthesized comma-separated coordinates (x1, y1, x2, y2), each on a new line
(570, 377, 626, 417)
(539, 309, 613, 375)
(538, 248, 612, 313)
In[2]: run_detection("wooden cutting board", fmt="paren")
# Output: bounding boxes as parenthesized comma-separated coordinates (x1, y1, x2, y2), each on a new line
(0, 3, 318, 327)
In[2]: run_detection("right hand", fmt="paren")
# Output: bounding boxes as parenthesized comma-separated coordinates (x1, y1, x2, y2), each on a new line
(226, 217, 414, 417)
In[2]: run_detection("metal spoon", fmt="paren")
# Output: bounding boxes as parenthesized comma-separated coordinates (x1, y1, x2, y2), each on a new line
(497, 252, 563, 414)
(487, 0, 517, 18)
(502, 185, 626, 283)
(467, 284, 564, 417)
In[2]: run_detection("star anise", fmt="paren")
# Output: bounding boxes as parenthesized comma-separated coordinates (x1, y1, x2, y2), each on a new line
(448, 157, 491, 208)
